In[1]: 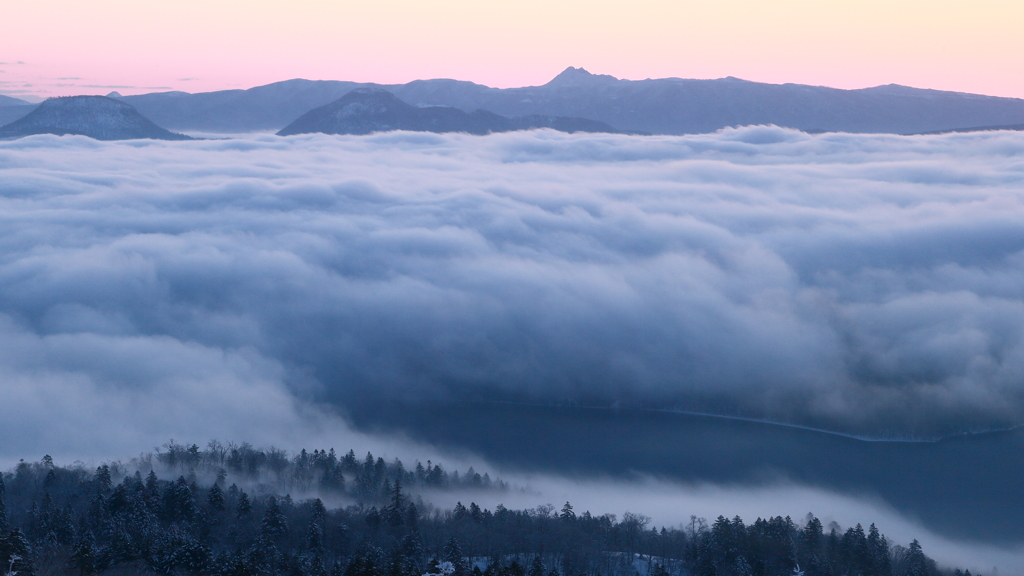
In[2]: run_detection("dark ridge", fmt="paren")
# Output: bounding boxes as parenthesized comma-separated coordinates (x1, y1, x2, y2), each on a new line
(277, 88, 619, 136)
(0, 95, 192, 141)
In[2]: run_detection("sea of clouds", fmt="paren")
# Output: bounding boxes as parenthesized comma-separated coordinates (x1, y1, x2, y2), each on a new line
(3, 126, 1024, 571)
(2, 127, 1024, 461)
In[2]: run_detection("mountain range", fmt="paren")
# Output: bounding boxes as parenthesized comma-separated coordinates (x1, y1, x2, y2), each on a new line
(4, 67, 1024, 136)
(277, 88, 618, 136)
(3, 67, 1023, 135)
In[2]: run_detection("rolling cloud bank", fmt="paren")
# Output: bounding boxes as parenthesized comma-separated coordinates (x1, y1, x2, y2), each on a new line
(2, 128, 1024, 565)
(3, 128, 1024, 439)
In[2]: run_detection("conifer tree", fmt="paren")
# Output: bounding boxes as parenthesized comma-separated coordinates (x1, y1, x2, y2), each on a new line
(866, 523, 890, 576)
(401, 532, 424, 574)
(248, 533, 280, 574)
(0, 474, 7, 533)
(405, 502, 419, 529)
(559, 502, 575, 522)
(86, 493, 106, 534)
(259, 496, 289, 539)
(144, 470, 160, 504)
(366, 507, 381, 532)
(904, 540, 929, 576)
(237, 491, 253, 518)
(162, 476, 197, 524)
(385, 478, 406, 527)
(342, 450, 359, 473)
(94, 464, 112, 494)
(528, 556, 545, 576)
(2, 529, 36, 576)
(71, 532, 97, 576)
(307, 502, 327, 560)
(443, 537, 466, 576)
(311, 498, 327, 527)
(208, 483, 226, 513)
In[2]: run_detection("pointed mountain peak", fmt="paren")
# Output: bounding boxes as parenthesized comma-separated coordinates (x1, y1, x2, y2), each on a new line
(106, 91, 123, 98)
(544, 67, 619, 87)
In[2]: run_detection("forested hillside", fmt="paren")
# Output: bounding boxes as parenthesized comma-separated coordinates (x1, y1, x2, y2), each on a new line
(0, 443, 952, 576)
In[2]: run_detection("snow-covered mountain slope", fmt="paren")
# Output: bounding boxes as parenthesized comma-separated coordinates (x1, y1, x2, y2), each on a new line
(0, 95, 191, 140)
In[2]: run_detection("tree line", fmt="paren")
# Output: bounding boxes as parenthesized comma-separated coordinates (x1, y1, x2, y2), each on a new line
(0, 446, 961, 576)
(144, 441, 508, 499)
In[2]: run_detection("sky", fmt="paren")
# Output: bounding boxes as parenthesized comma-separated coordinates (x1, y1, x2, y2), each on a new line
(2, 0, 1024, 100)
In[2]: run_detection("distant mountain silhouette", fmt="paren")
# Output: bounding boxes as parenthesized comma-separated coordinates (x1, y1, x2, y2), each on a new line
(277, 88, 618, 136)
(0, 96, 191, 141)
(543, 66, 620, 88)
(0, 94, 30, 106)
(916, 122, 1024, 135)
(115, 67, 1024, 135)
(0, 101, 36, 126)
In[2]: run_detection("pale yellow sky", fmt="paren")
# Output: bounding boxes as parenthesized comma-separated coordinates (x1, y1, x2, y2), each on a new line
(1, 0, 1022, 98)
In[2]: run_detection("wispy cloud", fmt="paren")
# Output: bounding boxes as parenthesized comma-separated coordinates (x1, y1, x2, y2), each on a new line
(79, 84, 138, 89)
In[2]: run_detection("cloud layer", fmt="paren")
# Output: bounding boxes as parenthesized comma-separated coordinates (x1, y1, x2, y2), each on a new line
(2, 128, 1024, 459)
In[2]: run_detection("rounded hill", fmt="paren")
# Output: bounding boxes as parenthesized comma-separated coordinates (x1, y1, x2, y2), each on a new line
(0, 95, 191, 141)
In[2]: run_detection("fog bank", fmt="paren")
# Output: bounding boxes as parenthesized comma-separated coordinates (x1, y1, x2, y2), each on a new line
(4, 128, 1024, 443)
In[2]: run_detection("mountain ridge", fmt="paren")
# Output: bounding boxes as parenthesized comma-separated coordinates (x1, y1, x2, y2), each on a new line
(6, 68, 1024, 135)
(0, 94, 30, 106)
(109, 67, 1024, 135)
(277, 88, 621, 136)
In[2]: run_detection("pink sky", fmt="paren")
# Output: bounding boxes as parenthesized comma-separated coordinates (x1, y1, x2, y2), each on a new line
(2, 0, 1023, 101)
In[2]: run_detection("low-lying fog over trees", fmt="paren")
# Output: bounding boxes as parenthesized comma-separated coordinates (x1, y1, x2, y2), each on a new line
(0, 446, 947, 576)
